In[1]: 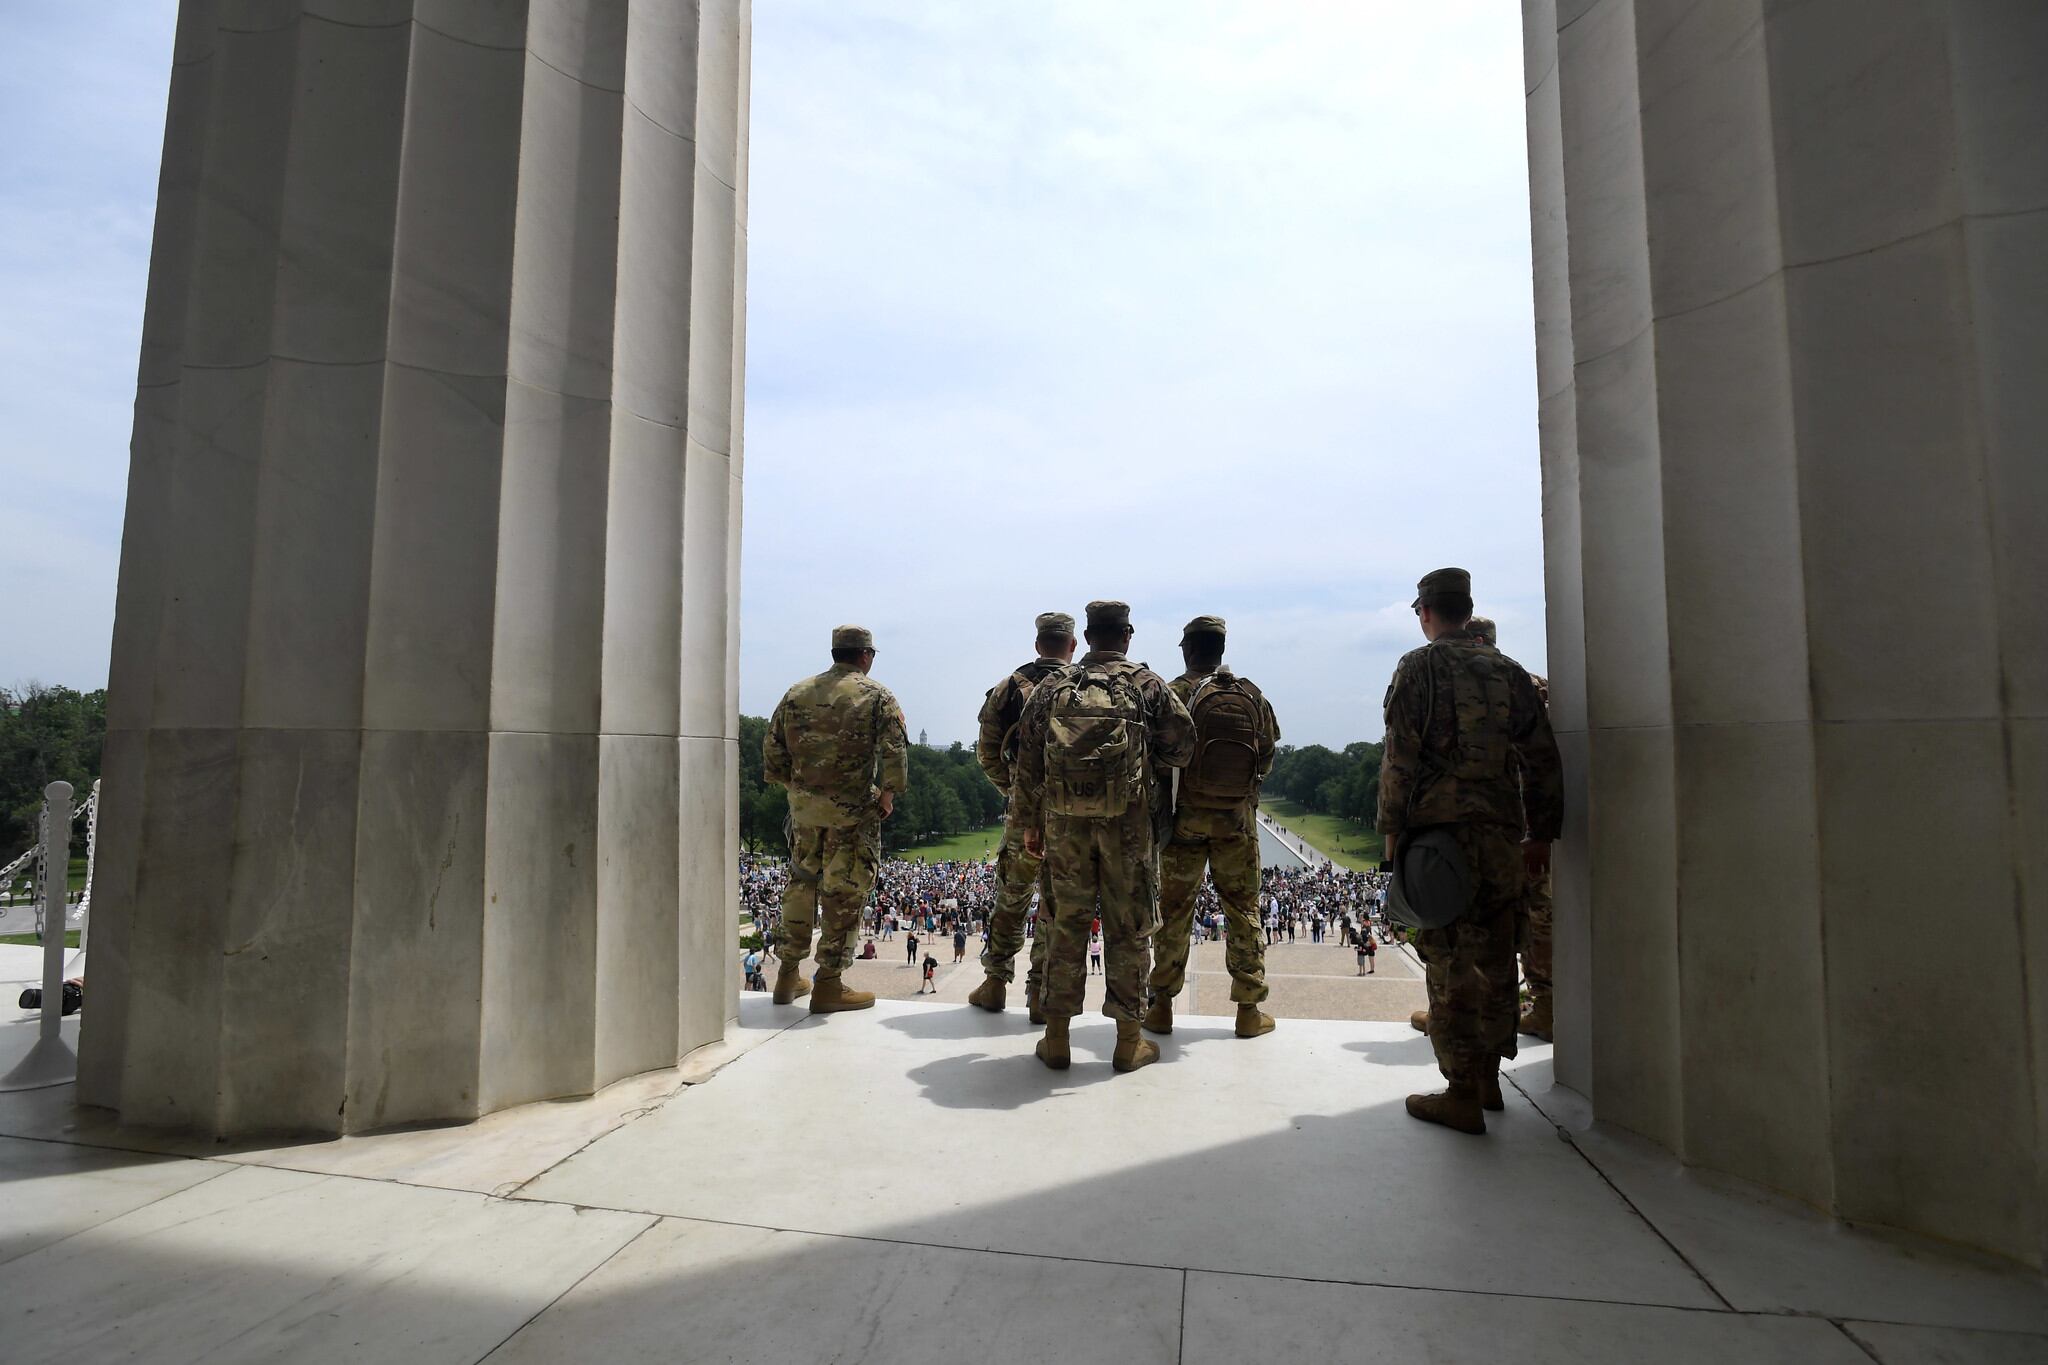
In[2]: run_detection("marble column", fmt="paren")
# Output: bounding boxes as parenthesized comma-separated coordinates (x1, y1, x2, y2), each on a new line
(81, 0, 749, 1137)
(1525, 0, 2048, 1265)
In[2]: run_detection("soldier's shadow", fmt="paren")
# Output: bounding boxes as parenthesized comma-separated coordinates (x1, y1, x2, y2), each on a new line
(1347, 1035, 1437, 1066)
(885, 1011, 1243, 1110)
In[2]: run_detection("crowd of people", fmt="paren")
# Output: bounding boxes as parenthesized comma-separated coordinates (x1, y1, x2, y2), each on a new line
(742, 850, 1396, 981)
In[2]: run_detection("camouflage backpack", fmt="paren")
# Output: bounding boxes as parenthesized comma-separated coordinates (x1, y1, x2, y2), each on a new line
(1182, 673, 1262, 809)
(997, 659, 1066, 766)
(1042, 663, 1148, 818)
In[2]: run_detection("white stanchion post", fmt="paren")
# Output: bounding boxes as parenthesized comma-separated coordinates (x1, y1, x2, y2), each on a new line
(2, 780, 79, 1091)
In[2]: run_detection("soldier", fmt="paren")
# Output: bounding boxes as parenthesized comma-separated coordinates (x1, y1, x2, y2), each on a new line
(1143, 615, 1282, 1040)
(1379, 571, 1561, 1134)
(1012, 601, 1195, 1072)
(966, 611, 1078, 1021)
(762, 624, 910, 1015)
(1406, 617, 1556, 1044)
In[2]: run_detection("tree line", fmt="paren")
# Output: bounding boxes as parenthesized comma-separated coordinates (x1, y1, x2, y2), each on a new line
(737, 716, 1005, 856)
(1261, 741, 1383, 828)
(1, 685, 106, 864)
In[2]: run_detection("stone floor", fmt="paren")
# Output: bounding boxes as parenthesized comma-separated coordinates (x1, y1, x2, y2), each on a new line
(3, 996, 2045, 1363)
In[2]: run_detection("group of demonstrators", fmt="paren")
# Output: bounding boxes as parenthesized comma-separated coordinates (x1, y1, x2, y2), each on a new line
(742, 850, 1398, 986)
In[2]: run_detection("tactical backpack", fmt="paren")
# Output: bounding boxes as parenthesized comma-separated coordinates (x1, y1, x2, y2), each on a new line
(1041, 664, 1148, 818)
(1183, 674, 1263, 808)
(997, 660, 1064, 767)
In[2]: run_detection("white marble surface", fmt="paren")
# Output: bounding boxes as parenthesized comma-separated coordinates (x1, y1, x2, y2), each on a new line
(4, 999, 2045, 1363)
(490, 1216, 1184, 1365)
(520, 1002, 1718, 1307)
(0, 1164, 652, 1364)
(1180, 1271, 1871, 1365)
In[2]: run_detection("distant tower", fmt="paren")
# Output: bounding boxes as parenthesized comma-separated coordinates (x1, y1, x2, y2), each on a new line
(919, 728, 929, 748)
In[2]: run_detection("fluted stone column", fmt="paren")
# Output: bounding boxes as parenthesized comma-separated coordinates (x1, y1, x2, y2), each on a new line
(81, 0, 749, 1137)
(1524, 0, 2047, 1265)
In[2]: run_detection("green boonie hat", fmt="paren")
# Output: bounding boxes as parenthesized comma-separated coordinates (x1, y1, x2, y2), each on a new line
(1411, 567, 1472, 608)
(1180, 614, 1227, 643)
(1085, 600, 1132, 631)
(1467, 615, 1497, 646)
(831, 624, 874, 651)
(1035, 611, 1076, 637)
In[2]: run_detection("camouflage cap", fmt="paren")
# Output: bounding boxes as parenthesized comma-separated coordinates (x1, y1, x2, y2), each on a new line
(1411, 566, 1472, 608)
(1180, 614, 1227, 643)
(1085, 600, 1132, 631)
(1034, 611, 1076, 638)
(1467, 615, 1497, 646)
(831, 624, 874, 651)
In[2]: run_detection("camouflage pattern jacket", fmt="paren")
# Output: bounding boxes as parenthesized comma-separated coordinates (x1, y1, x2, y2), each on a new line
(1010, 651, 1195, 833)
(1376, 627, 1562, 843)
(764, 663, 910, 829)
(975, 657, 1071, 793)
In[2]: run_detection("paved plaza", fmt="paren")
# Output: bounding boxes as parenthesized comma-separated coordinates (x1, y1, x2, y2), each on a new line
(4, 995, 2045, 1363)
(787, 934, 1427, 1022)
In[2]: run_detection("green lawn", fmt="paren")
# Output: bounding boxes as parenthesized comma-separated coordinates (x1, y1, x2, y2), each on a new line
(1260, 799, 1383, 873)
(892, 823, 1003, 863)
(0, 931, 81, 948)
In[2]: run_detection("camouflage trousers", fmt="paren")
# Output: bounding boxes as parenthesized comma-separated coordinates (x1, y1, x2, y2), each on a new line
(1041, 809, 1158, 1023)
(778, 814, 882, 978)
(1413, 823, 1522, 1090)
(1149, 804, 1267, 1005)
(1517, 868, 1554, 1009)
(981, 815, 1052, 989)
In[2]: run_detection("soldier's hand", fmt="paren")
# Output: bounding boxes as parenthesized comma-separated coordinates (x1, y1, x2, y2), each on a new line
(1024, 827, 1044, 858)
(1522, 840, 1551, 878)
(879, 789, 896, 818)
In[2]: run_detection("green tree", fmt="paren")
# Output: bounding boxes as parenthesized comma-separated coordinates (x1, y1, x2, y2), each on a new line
(0, 684, 106, 863)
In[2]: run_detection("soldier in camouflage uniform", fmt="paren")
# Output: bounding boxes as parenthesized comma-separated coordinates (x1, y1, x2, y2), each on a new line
(1379, 572, 1561, 1134)
(1143, 615, 1282, 1040)
(967, 612, 1078, 1022)
(1012, 601, 1195, 1073)
(763, 625, 910, 1015)
(1406, 617, 1557, 1044)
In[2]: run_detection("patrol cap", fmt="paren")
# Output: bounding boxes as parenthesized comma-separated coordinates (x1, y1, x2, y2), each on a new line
(1085, 600, 1132, 631)
(1034, 611, 1076, 638)
(1467, 615, 1497, 646)
(1180, 614, 1227, 643)
(1411, 567, 1472, 608)
(831, 624, 874, 651)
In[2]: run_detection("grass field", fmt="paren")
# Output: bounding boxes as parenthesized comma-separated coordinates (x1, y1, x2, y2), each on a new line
(892, 824, 1003, 863)
(0, 931, 81, 948)
(1259, 799, 1383, 873)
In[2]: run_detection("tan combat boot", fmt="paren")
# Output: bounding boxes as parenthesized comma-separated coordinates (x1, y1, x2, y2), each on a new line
(1519, 997, 1553, 1042)
(772, 961, 810, 1005)
(1235, 1004, 1276, 1038)
(1409, 1008, 1430, 1034)
(1142, 996, 1173, 1035)
(1406, 1084, 1486, 1135)
(1035, 1016, 1071, 1070)
(1113, 1018, 1160, 1073)
(967, 976, 1006, 1012)
(1026, 982, 1045, 1026)
(1481, 1058, 1504, 1112)
(809, 974, 875, 1014)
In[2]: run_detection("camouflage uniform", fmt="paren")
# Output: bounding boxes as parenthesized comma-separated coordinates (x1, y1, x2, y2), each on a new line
(763, 633, 909, 981)
(1148, 646, 1280, 1008)
(1460, 622, 1556, 1029)
(1378, 583, 1561, 1093)
(1012, 612, 1195, 1025)
(974, 632, 1071, 991)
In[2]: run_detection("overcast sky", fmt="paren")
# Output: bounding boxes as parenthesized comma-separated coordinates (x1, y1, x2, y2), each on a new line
(0, 1, 1543, 749)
